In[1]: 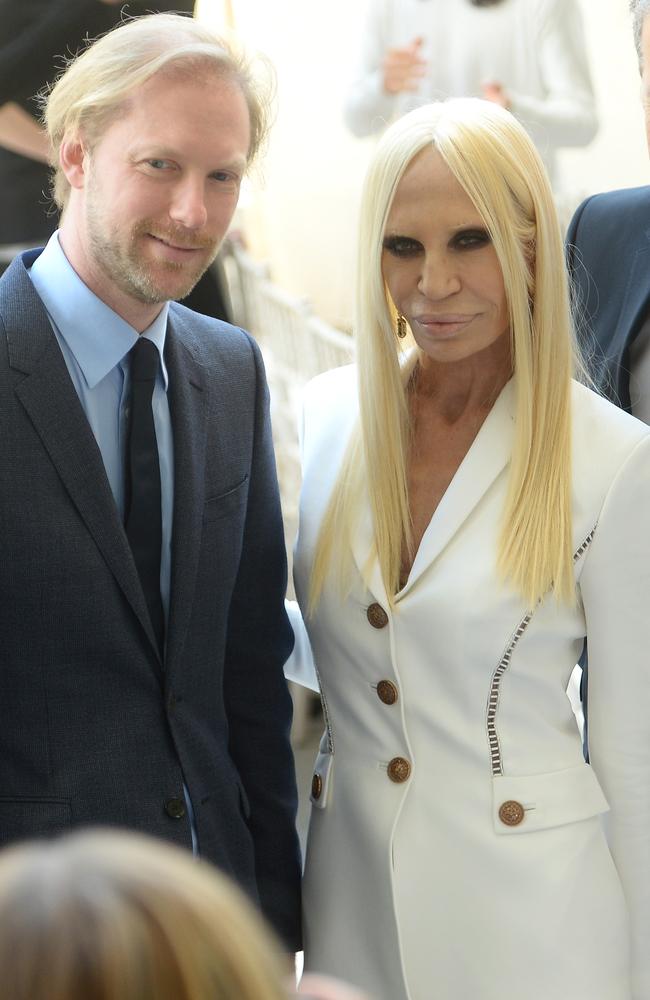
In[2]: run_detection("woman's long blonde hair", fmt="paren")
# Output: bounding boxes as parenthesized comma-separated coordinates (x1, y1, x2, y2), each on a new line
(310, 99, 579, 611)
(0, 830, 290, 1000)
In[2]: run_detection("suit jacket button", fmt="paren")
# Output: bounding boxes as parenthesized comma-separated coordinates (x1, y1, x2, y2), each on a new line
(498, 800, 525, 826)
(387, 757, 411, 783)
(367, 602, 389, 629)
(164, 797, 186, 819)
(377, 680, 398, 705)
(311, 773, 323, 800)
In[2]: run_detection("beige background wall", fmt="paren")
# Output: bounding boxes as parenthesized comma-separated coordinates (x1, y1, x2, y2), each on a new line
(197, 0, 650, 329)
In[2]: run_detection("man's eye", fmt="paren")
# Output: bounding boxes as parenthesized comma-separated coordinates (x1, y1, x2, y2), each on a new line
(147, 159, 171, 170)
(382, 235, 422, 257)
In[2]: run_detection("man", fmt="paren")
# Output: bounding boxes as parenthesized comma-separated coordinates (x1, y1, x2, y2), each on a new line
(0, 14, 301, 948)
(566, 0, 650, 417)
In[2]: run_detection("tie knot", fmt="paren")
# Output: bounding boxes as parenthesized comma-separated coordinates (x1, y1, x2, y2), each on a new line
(130, 338, 159, 382)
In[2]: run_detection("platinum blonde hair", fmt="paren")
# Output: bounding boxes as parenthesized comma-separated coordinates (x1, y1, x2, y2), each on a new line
(42, 13, 274, 211)
(0, 830, 289, 1000)
(310, 98, 579, 610)
(630, 0, 650, 66)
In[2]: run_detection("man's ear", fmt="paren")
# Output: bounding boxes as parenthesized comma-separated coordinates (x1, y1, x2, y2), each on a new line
(59, 134, 89, 190)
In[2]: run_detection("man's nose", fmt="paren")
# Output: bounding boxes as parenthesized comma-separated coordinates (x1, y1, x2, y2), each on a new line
(169, 176, 208, 230)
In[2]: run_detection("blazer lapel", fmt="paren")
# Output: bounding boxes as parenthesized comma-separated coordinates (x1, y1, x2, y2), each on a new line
(400, 379, 514, 596)
(4, 261, 160, 656)
(164, 314, 208, 672)
(350, 379, 515, 603)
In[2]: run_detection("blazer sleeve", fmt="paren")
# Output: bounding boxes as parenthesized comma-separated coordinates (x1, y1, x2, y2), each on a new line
(221, 334, 302, 950)
(579, 432, 650, 1000)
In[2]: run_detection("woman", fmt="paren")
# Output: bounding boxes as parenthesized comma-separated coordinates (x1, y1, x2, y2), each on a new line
(0, 829, 292, 1000)
(287, 99, 650, 1000)
(343, 0, 597, 188)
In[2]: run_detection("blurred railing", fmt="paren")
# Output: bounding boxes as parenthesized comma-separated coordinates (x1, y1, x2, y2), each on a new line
(222, 240, 353, 529)
(221, 241, 353, 744)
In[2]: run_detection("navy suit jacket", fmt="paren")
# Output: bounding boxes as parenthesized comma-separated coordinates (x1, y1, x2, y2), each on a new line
(0, 251, 301, 947)
(566, 184, 650, 411)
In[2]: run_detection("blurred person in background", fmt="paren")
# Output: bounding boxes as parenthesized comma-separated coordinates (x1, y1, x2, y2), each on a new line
(286, 97, 650, 1000)
(0, 0, 231, 319)
(344, 0, 597, 189)
(0, 829, 293, 1000)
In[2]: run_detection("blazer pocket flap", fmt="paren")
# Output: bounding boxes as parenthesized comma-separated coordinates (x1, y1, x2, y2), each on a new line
(492, 763, 609, 835)
(310, 746, 333, 811)
(0, 797, 72, 845)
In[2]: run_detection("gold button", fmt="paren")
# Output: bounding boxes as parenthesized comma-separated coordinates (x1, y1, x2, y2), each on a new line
(311, 773, 323, 800)
(367, 603, 389, 629)
(387, 757, 411, 783)
(377, 680, 398, 705)
(498, 800, 525, 826)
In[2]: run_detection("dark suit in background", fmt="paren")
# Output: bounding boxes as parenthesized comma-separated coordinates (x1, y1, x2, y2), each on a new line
(566, 185, 650, 411)
(0, 251, 301, 947)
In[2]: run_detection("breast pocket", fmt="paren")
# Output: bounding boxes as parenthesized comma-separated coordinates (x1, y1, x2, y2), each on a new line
(203, 475, 249, 523)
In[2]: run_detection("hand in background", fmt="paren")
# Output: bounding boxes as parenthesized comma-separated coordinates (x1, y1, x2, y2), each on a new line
(297, 973, 373, 1000)
(382, 37, 427, 94)
(481, 81, 511, 109)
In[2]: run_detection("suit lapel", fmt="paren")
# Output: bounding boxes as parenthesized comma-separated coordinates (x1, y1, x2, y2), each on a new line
(350, 378, 515, 602)
(4, 258, 160, 657)
(164, 314, 208, 672)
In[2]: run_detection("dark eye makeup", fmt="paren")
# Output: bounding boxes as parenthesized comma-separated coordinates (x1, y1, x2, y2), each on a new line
(382, 235, 422, 258)
(382, 228, 492, 258)
(451, 228, 491, 249)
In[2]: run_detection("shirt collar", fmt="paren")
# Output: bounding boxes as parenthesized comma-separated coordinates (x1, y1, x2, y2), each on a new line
(29, 232, 170, 390)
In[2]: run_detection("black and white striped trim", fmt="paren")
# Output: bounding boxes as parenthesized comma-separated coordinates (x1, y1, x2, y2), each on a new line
(486, 525, 597, 777)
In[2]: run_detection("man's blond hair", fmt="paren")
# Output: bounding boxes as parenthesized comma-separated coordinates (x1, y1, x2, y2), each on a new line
(42, 13, 273, 211)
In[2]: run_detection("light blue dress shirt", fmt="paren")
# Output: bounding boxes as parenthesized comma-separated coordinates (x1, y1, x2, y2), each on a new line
(29, 232, 174, 627)
(29, 233, 198, 853)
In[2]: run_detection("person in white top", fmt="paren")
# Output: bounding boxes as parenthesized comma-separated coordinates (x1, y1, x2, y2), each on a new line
(344, 0, 597, 187)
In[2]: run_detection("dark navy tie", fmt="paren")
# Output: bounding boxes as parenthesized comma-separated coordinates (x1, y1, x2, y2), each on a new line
(125, 338, 165, 655)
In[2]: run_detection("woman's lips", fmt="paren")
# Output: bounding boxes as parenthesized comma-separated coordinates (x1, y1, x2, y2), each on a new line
(412, 314, 477, 337)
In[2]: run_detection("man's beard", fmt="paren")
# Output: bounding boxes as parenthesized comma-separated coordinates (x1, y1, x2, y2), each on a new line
(86, 198, 219, 306)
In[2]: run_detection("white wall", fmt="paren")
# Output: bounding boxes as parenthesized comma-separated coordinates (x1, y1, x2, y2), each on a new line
(197, 0, 650, 329)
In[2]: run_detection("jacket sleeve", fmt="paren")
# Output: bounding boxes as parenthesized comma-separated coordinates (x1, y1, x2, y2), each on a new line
(222, 334, 302, 950)
(508, 0, 598, 147)
(580, 432, 650, 1000)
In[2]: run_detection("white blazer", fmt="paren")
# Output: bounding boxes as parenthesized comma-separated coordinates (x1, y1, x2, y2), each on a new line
(288, 366, 650, 1000)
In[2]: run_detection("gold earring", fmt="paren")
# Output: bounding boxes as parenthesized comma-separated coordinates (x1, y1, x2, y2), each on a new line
(397, 313, 407, 339)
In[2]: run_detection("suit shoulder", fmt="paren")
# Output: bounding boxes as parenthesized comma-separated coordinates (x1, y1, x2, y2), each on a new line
(571, 185, 650, 229)
(572, 380, 650, 467)
(168, 303, 259, 365)
(300, 365, 358, 464)
(304, 363, 356, 404)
